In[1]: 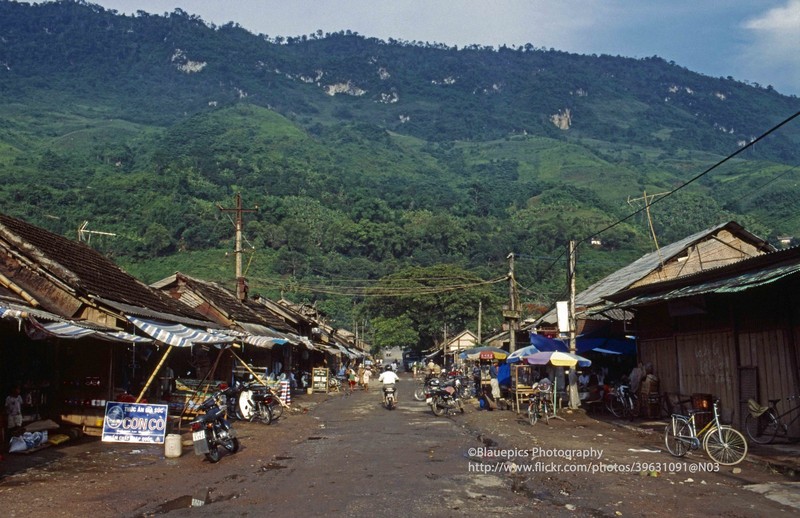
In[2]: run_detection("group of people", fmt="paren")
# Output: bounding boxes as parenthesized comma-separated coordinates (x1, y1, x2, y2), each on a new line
(578, 369, 606, 402)
(340, 363, 376, 393)
(339, 363, 400, 404)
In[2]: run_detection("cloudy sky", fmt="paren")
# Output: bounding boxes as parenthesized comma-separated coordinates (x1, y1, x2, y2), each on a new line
(88, 0, 800, 96)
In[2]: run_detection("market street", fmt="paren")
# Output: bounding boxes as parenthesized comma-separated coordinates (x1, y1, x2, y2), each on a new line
(1, 374, 799, 517)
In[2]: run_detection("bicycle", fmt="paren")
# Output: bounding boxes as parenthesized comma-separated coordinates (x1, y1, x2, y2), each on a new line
(664, 399, 747, 465)
(605, 383, 638, 419)
(527, 382, 552, 426)
(744, 395, 800, 444)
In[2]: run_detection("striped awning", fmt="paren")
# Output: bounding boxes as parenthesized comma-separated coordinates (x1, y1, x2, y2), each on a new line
(128, 316, 235, 347)
(315, 343, 340, 355)
(0, 306, 25, 320)
(100, 330, 154, 344)
(334, 343, 357, 359)
(28, 320, 95, 340)
(22, 317, 153, 343)
(236, 323, 294, 348)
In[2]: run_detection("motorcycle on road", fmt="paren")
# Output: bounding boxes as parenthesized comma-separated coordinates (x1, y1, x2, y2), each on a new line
(383, 384, 397, 410)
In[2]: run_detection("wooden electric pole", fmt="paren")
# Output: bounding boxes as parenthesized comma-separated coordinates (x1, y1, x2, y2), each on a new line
(477, 301, 482, 344)
(628, 191, 668, 268)
(505, 252, 520, 353)
(218, 193, 258, 301)
(567, 240, 580, 410)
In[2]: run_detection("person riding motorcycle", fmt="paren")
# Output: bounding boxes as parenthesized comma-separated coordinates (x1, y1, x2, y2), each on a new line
(378, 365, 400, 404)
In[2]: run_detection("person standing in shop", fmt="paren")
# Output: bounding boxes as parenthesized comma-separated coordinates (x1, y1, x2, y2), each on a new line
(5, 386, 23, 432)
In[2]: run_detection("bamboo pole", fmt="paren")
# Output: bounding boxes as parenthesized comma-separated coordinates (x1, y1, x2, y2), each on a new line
(229, 349, 293, 411)
(136, 344, 173, 403)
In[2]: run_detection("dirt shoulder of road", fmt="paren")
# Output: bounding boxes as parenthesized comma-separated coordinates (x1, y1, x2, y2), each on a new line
(1, 385, 798, 517)
(454, 396, 800, 516)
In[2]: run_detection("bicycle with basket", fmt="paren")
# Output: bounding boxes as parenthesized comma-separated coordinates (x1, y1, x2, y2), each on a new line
(745, 395, 800, 444)
(664, 398, 748, 465)
(527, 379, 553, 425)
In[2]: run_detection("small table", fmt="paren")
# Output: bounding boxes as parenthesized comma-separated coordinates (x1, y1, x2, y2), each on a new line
(510, 386, 536, 414)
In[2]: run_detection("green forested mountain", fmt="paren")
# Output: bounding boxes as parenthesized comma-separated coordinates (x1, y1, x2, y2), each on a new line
(1, 0, 799, 351)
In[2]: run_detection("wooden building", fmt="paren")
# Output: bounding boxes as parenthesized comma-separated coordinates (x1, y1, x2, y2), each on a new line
(603, 246, 800, 434)
(534, 221, 775, 351)
(0, 212, 220, 432)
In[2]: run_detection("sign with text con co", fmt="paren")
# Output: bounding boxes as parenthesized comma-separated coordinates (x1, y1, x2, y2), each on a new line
(101, 401, 169, 444)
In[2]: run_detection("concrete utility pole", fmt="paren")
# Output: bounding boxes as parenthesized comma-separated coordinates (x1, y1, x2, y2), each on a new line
(218, 193, 258, 301)
(567, 240, 580, 410)
(504, 252, 520, 353)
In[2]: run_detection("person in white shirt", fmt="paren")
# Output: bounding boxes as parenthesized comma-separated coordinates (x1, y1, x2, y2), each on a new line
(378, 366, 400, 404)
(5, 386, 23, 429)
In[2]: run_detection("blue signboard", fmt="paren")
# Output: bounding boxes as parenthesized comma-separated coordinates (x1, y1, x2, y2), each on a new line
(101, 401, 169, 444)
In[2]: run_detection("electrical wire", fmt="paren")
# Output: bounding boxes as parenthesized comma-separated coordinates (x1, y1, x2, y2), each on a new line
(217, 112, 800, 306)
(531, 109, 800, 283)
(247, 274, 507, 297)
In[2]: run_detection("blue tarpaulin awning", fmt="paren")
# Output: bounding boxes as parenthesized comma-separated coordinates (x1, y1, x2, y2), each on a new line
(528, 332, 635, 355)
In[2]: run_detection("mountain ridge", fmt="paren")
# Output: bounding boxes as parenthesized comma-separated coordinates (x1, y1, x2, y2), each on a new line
(0, 0, 799, 345)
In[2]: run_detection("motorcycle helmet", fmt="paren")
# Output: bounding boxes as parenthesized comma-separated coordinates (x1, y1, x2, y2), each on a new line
(385, 365, 393, 371)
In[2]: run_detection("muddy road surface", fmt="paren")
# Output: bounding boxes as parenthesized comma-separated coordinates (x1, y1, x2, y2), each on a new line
(1, 374, 798, 517)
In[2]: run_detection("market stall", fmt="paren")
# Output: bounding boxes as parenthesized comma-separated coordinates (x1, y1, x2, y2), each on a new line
(509, 364, 540, 413)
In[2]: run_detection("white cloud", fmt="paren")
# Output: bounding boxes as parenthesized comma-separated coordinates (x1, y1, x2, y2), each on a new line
(738, 0, 800, 91)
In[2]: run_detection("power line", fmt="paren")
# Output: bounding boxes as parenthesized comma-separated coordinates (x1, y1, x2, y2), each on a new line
(533, 109, 800, 283)
(247, 275, 507, 297)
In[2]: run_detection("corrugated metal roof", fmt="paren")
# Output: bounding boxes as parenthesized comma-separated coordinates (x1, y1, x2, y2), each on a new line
(604, 261, 800, 310)
(539, 221, 772, 323)
(575, 222, 764, 307)
(154, 273, 295, 333)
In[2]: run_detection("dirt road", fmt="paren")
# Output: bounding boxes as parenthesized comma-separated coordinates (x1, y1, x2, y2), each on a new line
(1, 374, 798, 517)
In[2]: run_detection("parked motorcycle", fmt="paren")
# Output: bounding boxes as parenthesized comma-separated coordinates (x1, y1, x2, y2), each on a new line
(413, 375, 441, 401)
(427, 378, 464, 416)
(226, 381, 256, 422)
(383, 384, 397, 410)
(190, 384, 240, 463)
(233, 382, 283, 425)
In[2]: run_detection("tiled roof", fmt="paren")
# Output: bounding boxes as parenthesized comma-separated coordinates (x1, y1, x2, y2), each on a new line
(0, 213, 204, 320)
(166, 273, 295, 333)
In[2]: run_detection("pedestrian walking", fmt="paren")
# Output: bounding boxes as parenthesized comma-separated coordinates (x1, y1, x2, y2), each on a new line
(489, 361, 501, 400)
(362, 366, 372, 392)
(347, 367, 357, 394)
(357, 364, 365, 389)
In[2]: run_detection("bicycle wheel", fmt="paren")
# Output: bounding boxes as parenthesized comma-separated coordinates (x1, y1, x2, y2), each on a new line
(664, 417, 691, 457)
(744, 410, 779, 444)
(629, 396, 639, 418)
(703, 426, 748, 465)
(256, 402, 273, 425)
(269, 400, 283, 422)
(413, 386, 427, 401)
(528, 402, 538, 425)
(607, 395, 624, 418)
